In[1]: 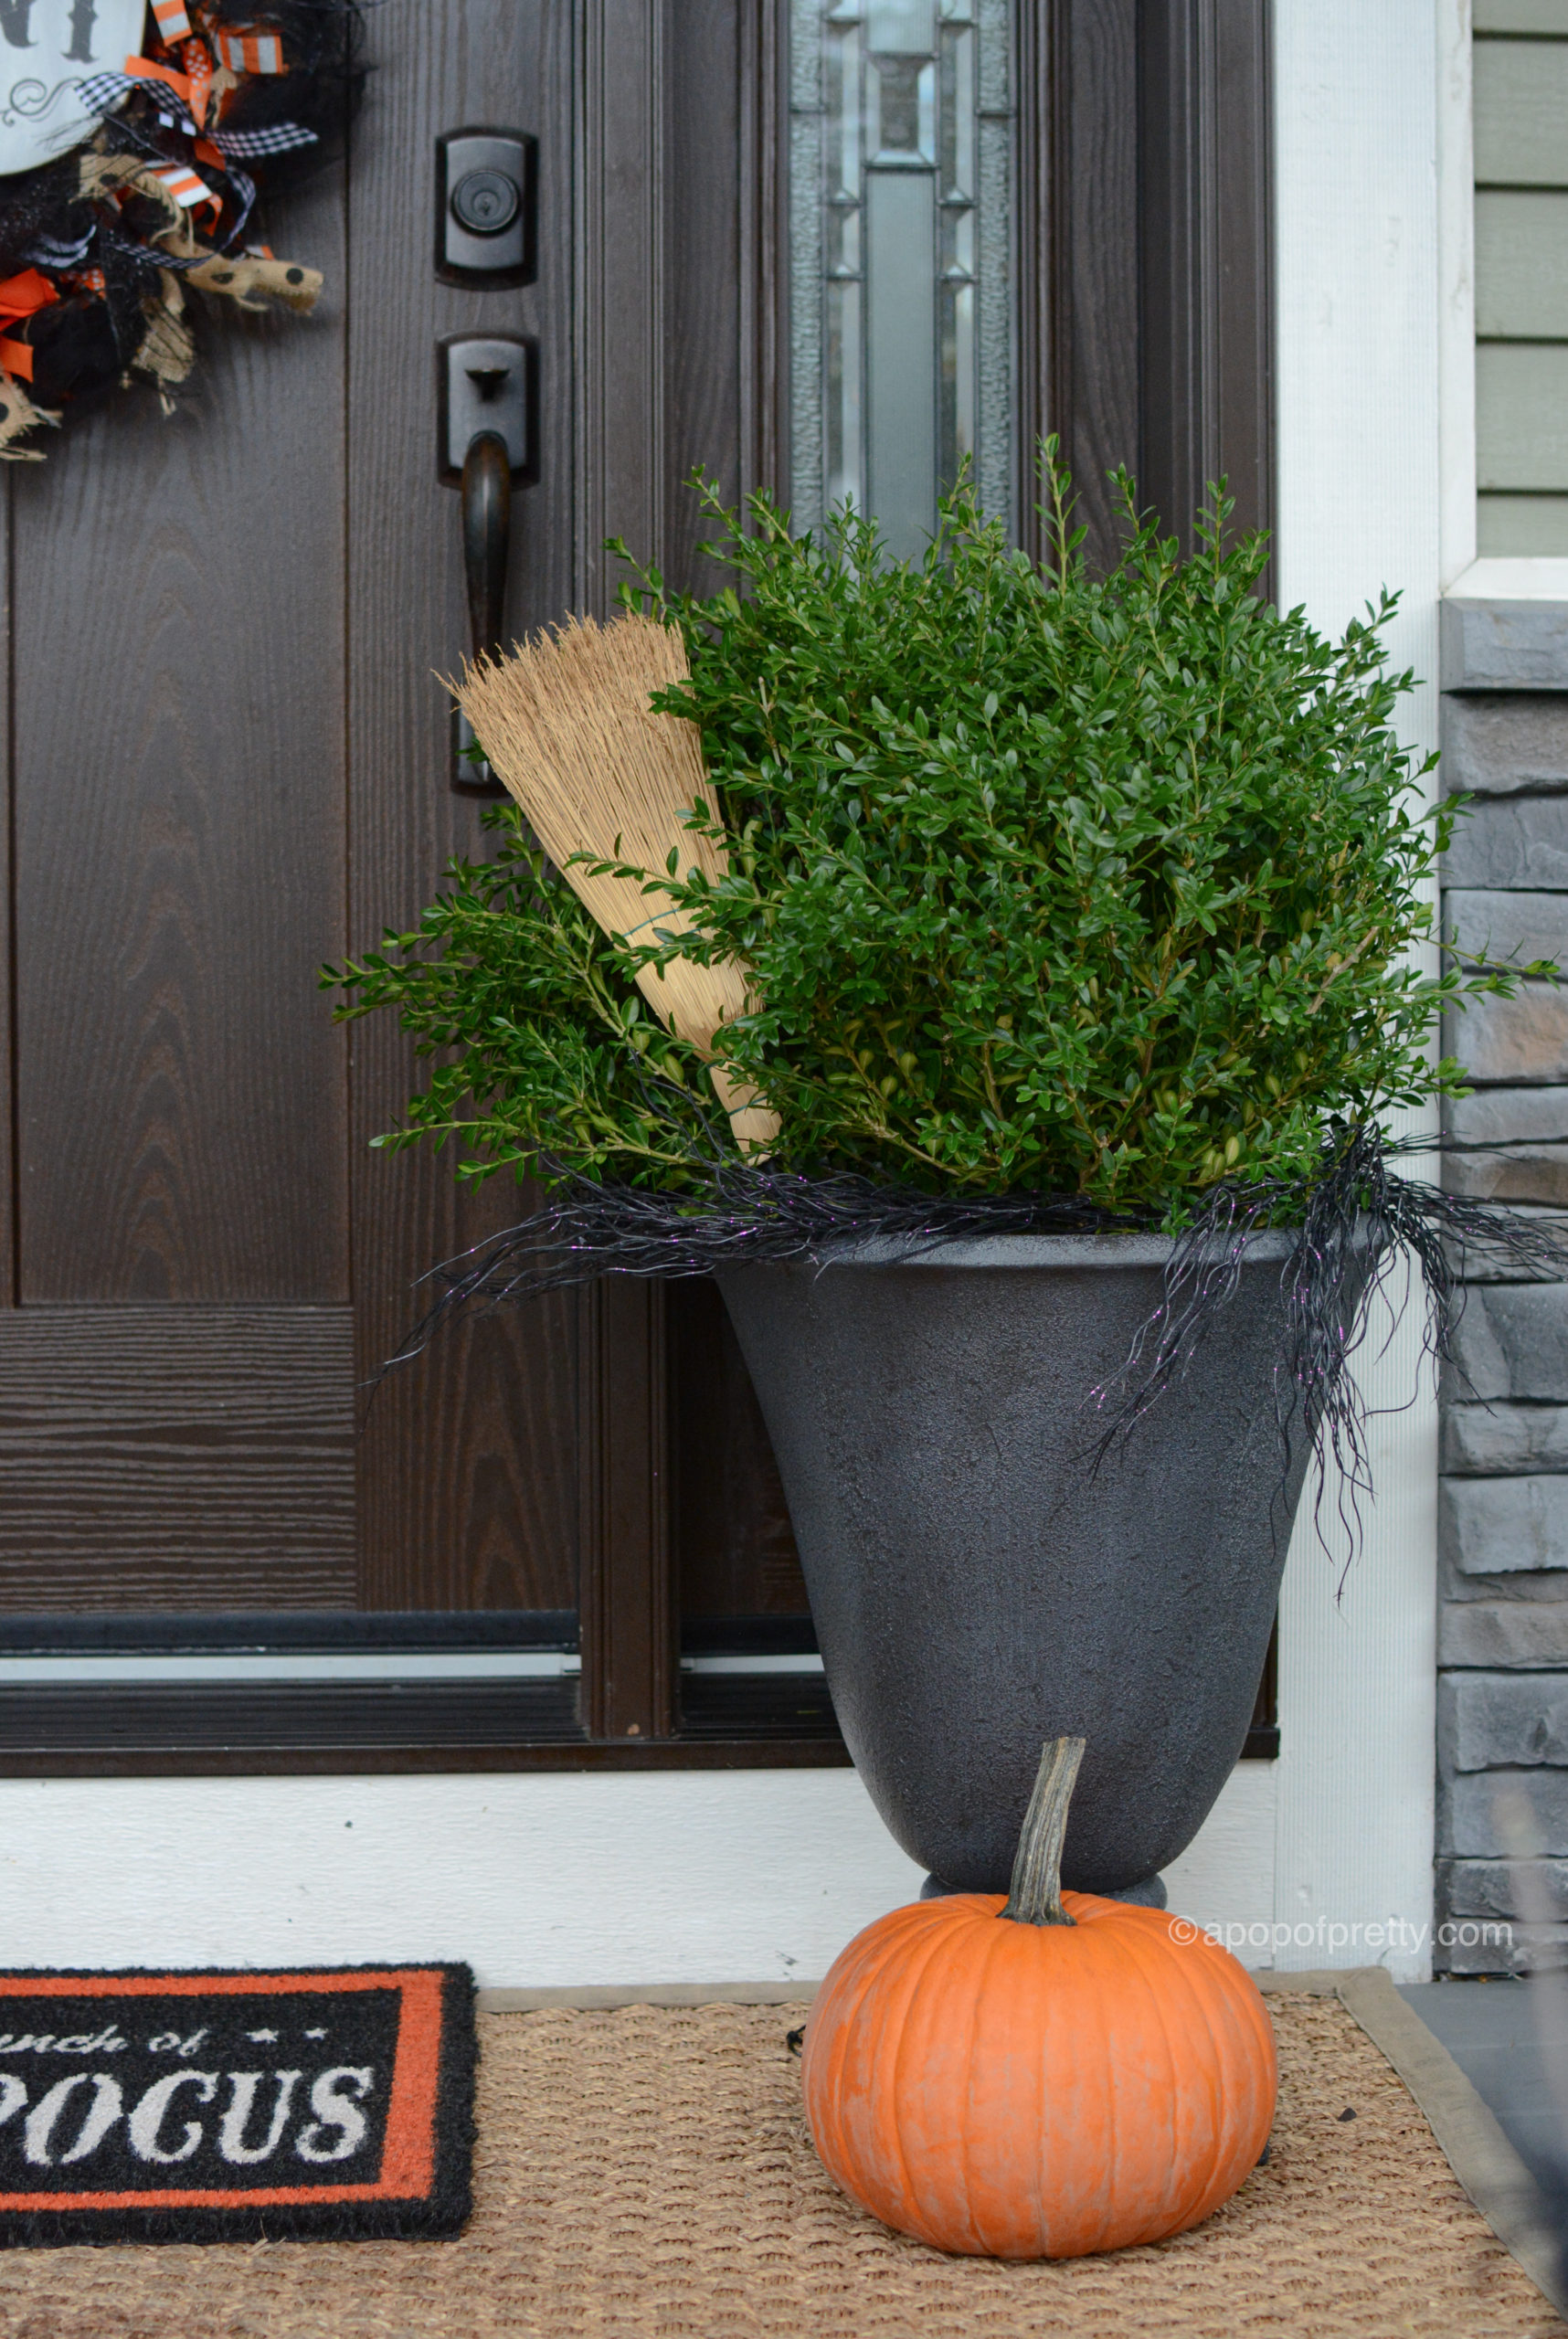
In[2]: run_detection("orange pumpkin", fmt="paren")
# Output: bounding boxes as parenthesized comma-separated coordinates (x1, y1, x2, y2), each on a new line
(801, 1738, 1277, 2259)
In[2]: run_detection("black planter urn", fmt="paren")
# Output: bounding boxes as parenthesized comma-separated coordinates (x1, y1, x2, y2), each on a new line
(716, 1232, 1308, 1900)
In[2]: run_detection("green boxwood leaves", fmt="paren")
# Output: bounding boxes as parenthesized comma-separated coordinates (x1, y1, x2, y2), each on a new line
(326, 453, 1530, 1220)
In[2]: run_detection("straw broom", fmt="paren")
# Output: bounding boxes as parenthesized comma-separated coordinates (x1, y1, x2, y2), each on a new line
(452, 613, 779, 1152)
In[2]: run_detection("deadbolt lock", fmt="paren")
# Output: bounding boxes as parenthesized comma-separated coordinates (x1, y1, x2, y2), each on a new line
(435, 129, 537, 286)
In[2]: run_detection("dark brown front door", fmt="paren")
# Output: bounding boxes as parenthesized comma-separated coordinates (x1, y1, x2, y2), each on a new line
(0, 1, 1273, 1771)
(0, 3, 812, 1757)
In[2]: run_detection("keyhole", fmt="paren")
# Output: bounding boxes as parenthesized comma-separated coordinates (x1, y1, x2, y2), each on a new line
(450, 167, 520, 237)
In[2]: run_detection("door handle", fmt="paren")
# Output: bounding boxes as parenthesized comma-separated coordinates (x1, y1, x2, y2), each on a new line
(462, 431, 511, 676)
(456, 433, 511, 797)
(440, 334, 537, 796)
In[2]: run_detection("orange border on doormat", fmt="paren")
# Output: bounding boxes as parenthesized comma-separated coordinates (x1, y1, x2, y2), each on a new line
(0, 1968, 444, 2213)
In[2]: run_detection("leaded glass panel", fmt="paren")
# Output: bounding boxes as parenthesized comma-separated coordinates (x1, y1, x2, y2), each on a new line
(789, 0, 1014, 556)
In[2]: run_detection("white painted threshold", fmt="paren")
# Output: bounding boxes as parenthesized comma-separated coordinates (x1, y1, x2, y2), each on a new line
(0, 1762, 1277, 1984)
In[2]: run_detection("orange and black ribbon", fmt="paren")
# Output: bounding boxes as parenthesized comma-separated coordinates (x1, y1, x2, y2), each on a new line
(0, 269, 59, 382)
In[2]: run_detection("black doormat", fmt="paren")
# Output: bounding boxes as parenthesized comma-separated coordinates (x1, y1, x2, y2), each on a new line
(0, 1963, 475, 2248)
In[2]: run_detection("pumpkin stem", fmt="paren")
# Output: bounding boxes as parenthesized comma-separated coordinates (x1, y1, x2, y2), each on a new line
(1000, 1735, 1086, 1927)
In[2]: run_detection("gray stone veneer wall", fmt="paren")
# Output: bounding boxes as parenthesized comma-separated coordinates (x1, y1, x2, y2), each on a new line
(1438, 599, 1568, 1973)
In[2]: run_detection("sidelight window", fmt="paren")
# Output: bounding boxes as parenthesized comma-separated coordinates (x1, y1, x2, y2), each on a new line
(789, 0, 1015, 557)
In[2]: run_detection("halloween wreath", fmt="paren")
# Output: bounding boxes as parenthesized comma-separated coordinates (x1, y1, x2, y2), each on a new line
(0, 0, 358, 459)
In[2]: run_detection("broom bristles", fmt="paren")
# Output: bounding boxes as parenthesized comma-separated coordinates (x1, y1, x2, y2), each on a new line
(451, 613, 779, 1150)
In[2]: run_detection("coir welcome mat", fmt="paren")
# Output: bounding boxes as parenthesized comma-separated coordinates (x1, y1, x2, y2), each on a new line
(0, 1964, 475, 2247)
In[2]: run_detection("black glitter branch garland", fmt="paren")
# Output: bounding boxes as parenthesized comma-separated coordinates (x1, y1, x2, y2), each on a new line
(372, 1122, 1568, 1570)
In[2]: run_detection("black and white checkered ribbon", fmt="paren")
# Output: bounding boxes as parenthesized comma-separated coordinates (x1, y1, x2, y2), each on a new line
(74, 70, 137, 118)
(222, 162, 257, 241)
(77, 70, 198, 137)
(73, 71, 316, 158)
(207, 122, 318, 157)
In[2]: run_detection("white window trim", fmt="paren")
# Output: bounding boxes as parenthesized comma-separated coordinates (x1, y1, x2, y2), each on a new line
(1449, 556, 1568, 597)
(1440, 0, 1477, 595)
(1266, 0, 1443, 1984)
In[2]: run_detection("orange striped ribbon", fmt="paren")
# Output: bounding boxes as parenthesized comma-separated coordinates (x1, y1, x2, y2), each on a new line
(123, 53, 205, 122)
(150, 0, 192, 37)
(217, 27, 285, 74)
(149, 160, 216, 211)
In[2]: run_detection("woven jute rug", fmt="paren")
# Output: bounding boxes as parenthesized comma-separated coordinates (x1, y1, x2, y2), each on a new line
(0, 1990, 1556, 2336)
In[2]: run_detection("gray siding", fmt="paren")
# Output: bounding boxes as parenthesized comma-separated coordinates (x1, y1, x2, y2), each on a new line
(1475, 16, 1568, 554)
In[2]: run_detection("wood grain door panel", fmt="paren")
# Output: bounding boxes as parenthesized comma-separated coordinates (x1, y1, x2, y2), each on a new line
(0, 1307, 354, 1606)
(10, 159, 349, 1307)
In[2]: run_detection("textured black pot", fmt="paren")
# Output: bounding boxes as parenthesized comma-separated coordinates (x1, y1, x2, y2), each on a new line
(716, 1232, 1310, 1899)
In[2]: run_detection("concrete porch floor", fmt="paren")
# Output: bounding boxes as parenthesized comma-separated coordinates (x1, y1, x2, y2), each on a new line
(1400, 1980, 1568, 2184)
